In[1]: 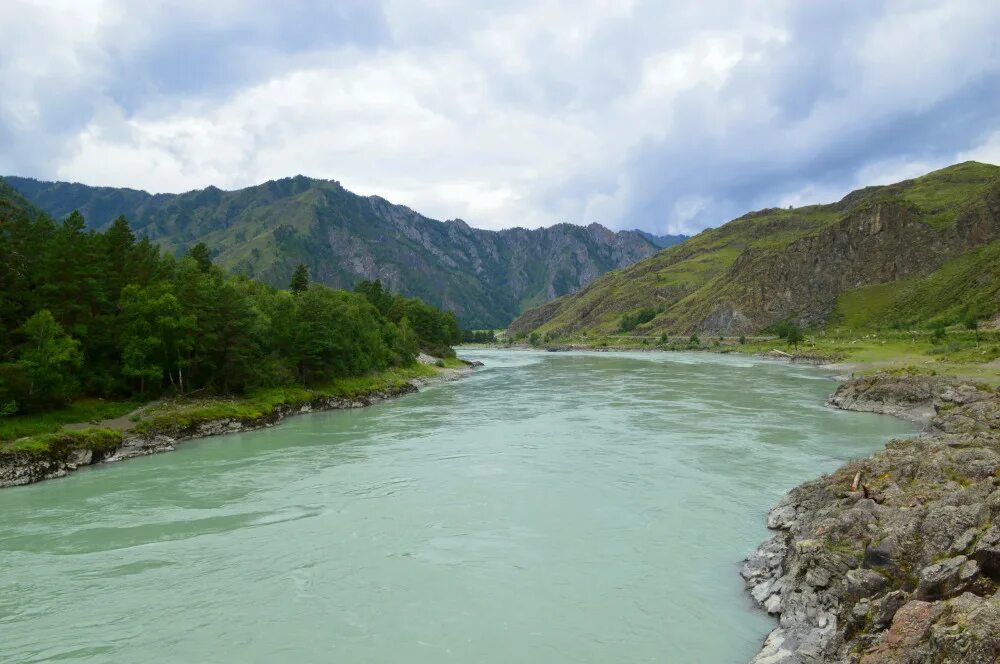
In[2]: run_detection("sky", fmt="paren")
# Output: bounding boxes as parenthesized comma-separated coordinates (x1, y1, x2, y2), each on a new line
(1, 1, 999, 235)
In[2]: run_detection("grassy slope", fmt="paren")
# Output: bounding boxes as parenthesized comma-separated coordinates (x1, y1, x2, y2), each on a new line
(517, 162, 1000, 336)
(524, 205, 838, 334)
(831, 240, 1000, 330)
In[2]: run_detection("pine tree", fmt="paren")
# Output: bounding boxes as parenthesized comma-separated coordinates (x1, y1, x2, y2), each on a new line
(188, 242, 213, 273)
(290, 263, 310, 294)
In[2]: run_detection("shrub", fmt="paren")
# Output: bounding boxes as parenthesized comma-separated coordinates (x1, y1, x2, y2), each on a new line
(620, 308, 657, 332)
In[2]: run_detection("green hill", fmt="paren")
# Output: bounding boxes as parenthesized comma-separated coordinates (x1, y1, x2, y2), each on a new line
(510, 162, 1000, 336)
(3, 176, 661, 329)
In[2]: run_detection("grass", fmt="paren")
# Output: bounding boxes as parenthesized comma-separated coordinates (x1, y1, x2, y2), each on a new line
(831, 241, 1000, 330)
(526, 328, 1000, 386)
(894, 161, 999, 229)
(0, 398, 140, 442)
(132, 364, 439, 435)
(1, 363, 444, 457)
(512, 162, 1000, 339)
(0, 428, 122, 455)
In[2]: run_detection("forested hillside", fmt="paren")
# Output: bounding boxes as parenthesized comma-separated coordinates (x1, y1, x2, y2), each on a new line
(510, 162, 1000, 337)
(0, 187, 459, 417)
(4, 175, 663, 328)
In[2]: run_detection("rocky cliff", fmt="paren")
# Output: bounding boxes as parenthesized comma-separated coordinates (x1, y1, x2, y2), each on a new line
(743, 373, 1000, 663)
(2, 175, 662, 328)
(510, 161, 1000, 337)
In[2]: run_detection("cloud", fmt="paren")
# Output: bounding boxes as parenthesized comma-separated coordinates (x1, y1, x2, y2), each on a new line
(1, 0, 998, 233)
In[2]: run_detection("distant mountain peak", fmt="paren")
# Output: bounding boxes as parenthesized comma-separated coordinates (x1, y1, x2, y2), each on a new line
(3, 174, 662, 328)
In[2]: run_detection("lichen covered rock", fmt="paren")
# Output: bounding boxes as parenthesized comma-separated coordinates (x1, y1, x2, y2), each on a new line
(746, 375, 1000, 663)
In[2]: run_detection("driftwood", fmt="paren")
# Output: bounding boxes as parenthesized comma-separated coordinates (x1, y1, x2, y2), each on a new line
(851, 472, 861, 492)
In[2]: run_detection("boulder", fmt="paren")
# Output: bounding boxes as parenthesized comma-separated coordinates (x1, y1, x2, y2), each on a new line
(914, 555, 980, 601)
(859, 600, 944, 664)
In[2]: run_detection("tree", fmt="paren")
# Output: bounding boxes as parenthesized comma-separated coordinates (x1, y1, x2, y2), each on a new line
(964, 317, 980, 344)
(188, 242, 213, 273)
(16, 309, 82, 409)
(785, 324, 804, 349)
(290, 263, 310, 294)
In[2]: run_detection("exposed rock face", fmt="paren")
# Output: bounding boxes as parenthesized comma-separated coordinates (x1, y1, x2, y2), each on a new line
(508, 162, 1000, 338)
(701, 196, 1000, 334)
(744, 374, 1000, 663)
(3, 176, 662, 328)
(826, 373, 961, 423)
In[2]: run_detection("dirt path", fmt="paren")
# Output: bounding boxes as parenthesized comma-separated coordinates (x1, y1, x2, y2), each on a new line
(62, 401, 163, 433)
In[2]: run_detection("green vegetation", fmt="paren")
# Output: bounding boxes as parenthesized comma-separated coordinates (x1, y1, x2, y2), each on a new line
(462, 329, 498, 343)
(0, 398, 139, 442)
(510, 162, 1000, 339)
(1, 428, 122, 455)
(515, 326, 1000, 386)
(830, 240, 1000, 331)
(0, 190, 462, 452)
(4, 175, 661, 329)
(289, 263, 310, 294)
(131, 364, 438, 436)
(620, 308, 658, 332)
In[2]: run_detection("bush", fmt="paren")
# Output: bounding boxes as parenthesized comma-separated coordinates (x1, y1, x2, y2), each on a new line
(785, 324, 804, 349)
(689, 334, 701, 346)
(620, 308, 657, 332)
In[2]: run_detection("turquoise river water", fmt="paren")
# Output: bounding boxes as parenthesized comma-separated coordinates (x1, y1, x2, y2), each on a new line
(0, 350, 916, 663)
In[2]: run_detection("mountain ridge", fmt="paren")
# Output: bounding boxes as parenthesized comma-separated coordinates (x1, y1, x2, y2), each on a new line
(4, 175, 665, 329)
(509, 161, 1000, 336)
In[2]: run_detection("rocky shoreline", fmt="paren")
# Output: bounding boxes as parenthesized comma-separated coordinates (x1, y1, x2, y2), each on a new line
(0, 362, 481, 490)
(743, 372, 1000, 663)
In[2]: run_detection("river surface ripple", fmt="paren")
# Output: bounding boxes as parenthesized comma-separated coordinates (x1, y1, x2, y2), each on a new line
(0, 350, 916, 663)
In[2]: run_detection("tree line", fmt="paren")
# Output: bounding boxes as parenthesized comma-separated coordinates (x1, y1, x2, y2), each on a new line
(0, 200, 461, 415)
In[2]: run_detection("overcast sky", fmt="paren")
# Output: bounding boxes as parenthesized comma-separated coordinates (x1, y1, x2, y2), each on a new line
(1, 1, 999, 234)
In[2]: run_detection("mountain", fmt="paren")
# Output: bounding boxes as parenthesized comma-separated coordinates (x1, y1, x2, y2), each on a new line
(510, 161, 1000, 336)
(3, 176, 660, 329)
(635, 231, 688, 248)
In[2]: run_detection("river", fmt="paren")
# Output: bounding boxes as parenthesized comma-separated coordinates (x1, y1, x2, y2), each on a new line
(0, 350, 916, 663)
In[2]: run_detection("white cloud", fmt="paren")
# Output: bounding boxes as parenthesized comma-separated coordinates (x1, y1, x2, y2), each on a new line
(2, 0, 999, 233)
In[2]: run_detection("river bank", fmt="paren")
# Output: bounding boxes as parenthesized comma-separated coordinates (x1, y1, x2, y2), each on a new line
(743, 371, 1000, 663)
(470, 326, 1000, 385)
(0, 359, 481, 489)
(479, 343, 1000, 660)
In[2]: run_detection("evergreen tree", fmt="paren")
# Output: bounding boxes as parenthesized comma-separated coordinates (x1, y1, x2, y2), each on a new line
(0, 194, 458, 413)
(188, 242, 213, 273)
(290, 263, 310, 294)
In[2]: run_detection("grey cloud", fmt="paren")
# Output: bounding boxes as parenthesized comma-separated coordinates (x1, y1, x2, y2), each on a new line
(1, 0, 998, 235)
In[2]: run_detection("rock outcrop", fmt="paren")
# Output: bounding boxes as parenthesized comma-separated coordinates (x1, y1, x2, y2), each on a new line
(508, 162, 1000, 338)
(744, 373, 1000, 663)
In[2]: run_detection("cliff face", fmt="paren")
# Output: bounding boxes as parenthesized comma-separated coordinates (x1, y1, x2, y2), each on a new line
(678, 189, 1000, 335)
(510, 162, 1000, 337)
(744, 373, 1000, 663)
(2, 176, 661, 329)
